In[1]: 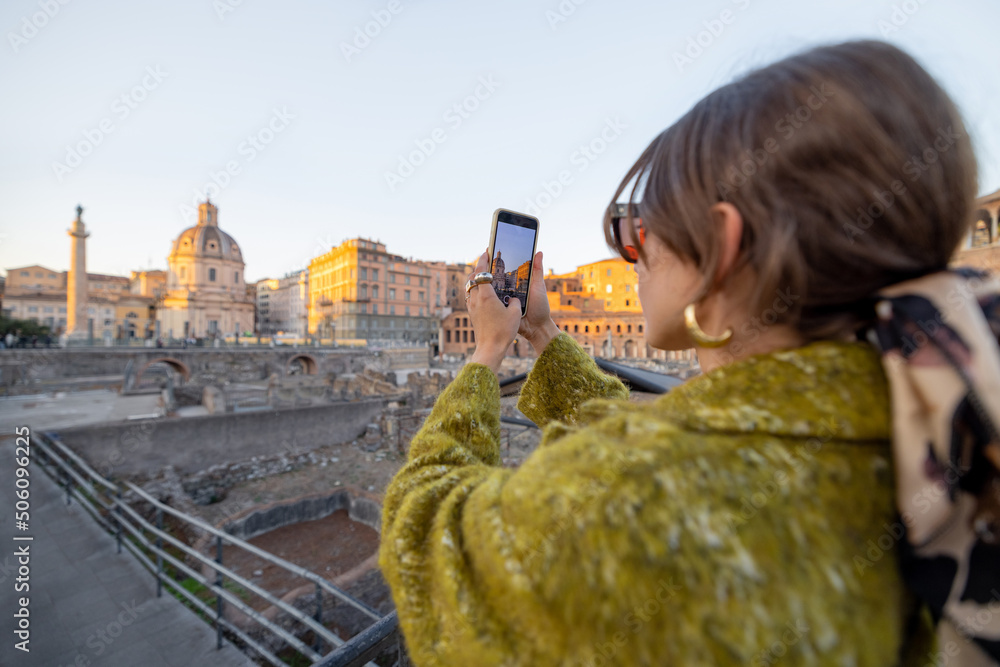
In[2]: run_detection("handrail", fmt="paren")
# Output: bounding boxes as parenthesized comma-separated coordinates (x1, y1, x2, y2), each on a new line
(124, 482, 382, 621)
(315, 611, 407, 667)
(30, 432, 395, 666)
(46, 434, 118, 492)
(112, 498, 335, 657)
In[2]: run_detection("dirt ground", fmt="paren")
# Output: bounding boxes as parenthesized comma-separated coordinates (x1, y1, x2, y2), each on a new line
(219, 509, 380, 609)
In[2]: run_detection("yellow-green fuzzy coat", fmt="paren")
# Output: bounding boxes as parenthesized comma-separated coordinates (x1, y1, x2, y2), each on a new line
(379, 333, 931, 665)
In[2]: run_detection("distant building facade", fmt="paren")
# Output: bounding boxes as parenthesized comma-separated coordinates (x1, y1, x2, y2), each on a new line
(307, 238, 436, 343)
(158, 200, 254, 339)
(2, 263, 156, 339)
(256, 271, 308, 336)
(955, 188, 1000, 271)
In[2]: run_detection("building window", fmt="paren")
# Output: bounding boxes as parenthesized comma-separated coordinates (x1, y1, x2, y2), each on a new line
(234, 271, 239, 283)
(595, 325, 600, 333)
(20, 271, 28, 276)
(360, 284, 368, 299)
(463, 317, 468, 327)
(574, 325, 579, 333)
(405, 290, 410, 301)
(209, 268, 216, 281)
(43, 307, 53, 313)
(584, 325, 589, 333)
(373, 304, 378, 314)
(390, 306, 395, 315)
(606, 285, 612, 293)
(373, 285, 379, 298)
(462, 331, 468, 343)
(390, 274, 396, 283)
(446, 330, 451, 343)
(625, 285, 631, 292)
(418, 291, 424, 301)
(389, 288, 396, 299)
(638, 324, 643, 333)
(373, 268, 379, 281)
(405, 306, 410, 316)
(564, 325, 569, 331)
(455, 318, 460, 328)
(361, 268, 367, 280)
(405, 276, 410, 285)
(471, 331, 475, 343)
(625, 300, 630, 307)
(627, 324, 632, 333)
(617, 324, 621, 333)
(606, 269, 612, 276)
(28, 306, 37, 312)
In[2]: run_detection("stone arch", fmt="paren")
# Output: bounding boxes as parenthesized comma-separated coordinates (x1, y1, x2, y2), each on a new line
(623, 340, 636, 358)
(137, 357, 191, 384)
(973, 209, 992, 247)
(286, 354, 318, 375)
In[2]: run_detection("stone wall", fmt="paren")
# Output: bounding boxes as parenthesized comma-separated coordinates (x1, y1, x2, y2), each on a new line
(55, 397, 388, 478)
(0, 347, 374, 383)
(219, 489, 382, 540)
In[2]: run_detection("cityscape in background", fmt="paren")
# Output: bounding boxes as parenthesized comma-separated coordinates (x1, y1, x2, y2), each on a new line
(5, 189, 1000, 364)
(0, 197, 712, 364)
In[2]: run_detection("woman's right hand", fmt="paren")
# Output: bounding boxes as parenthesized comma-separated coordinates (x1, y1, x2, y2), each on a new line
(518, 251, 561, 355)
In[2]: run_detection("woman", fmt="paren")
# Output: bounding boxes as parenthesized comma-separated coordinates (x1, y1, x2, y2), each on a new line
(378, 41, 990, 665)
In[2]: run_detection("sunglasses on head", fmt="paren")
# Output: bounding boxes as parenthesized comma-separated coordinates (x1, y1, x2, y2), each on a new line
(610, 202, 645, 263)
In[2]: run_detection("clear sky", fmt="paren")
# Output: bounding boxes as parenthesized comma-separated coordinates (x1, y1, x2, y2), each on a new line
(1, 0, 998, 282)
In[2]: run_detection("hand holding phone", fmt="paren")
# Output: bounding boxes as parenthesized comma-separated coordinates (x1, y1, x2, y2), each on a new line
(487, 209, 540, 317)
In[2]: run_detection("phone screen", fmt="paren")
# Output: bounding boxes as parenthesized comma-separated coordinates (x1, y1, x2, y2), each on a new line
(489, 209, 539, 317)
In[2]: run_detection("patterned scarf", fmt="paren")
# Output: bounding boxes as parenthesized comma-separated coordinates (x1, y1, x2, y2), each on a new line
(868, 269, 1000, 664)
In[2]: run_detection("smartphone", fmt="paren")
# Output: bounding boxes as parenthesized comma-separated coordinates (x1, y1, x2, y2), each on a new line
(487, 208, 540, 317)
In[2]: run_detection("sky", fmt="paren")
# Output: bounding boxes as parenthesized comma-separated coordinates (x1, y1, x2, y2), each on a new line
(1, 0, 998, 282)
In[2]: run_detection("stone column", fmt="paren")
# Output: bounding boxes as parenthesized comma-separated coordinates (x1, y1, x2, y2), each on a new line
(65, 205, 90, 343)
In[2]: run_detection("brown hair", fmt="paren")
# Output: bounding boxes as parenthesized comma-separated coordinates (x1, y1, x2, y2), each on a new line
(605, 40, 979, 340)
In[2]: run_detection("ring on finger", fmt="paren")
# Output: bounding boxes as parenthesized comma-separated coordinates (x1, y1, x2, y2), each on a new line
(464, 272, 493, 294)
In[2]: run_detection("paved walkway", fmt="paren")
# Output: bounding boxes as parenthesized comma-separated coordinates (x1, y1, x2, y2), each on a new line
(0, 444, 252, 666)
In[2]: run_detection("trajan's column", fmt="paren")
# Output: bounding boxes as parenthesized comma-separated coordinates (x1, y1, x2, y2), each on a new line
(65, 204, 90, 342)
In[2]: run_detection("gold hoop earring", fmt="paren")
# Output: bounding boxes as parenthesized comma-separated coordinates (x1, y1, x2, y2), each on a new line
(684, 303, 732, 348)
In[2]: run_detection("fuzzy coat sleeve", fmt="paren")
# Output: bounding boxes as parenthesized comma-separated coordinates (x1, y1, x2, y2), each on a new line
(378, 335, 630, 666)
(516, 333, 630, 427)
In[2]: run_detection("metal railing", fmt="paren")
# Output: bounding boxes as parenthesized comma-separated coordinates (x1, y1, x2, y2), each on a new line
(31, 431, 407, 666)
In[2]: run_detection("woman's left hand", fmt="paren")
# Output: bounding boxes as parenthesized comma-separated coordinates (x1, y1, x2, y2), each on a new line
(467, 249, 522, 374)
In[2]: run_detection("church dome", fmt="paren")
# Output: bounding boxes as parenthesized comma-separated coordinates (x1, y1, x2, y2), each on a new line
(169, 200, 243, 261)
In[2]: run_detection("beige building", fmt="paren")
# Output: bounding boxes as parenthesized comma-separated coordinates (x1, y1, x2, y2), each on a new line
(2, 264, 156, 340)
(158, 200, 255, 339)
(308, 237, 437, 342)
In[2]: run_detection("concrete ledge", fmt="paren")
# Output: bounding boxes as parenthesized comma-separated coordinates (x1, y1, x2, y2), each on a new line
(53, 398, 388, 477)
